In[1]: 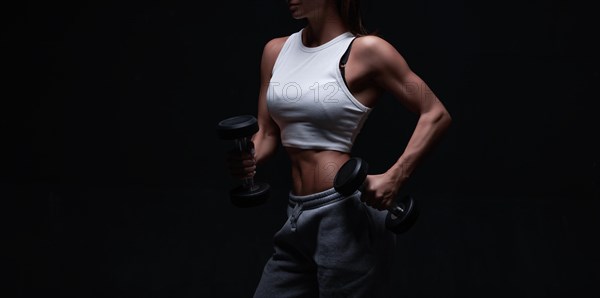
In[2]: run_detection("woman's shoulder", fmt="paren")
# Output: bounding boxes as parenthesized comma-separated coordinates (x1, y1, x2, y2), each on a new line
(262, 35, 290, 59)
(259, 35, 292, 72)
(352, 34, 399, 57)
(351, 34, 406, 68)
(265, 36, 290, 49)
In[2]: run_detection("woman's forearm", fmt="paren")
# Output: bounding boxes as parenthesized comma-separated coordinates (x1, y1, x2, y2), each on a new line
(252, 132, 280, 166)
(388, 107, 452, 183)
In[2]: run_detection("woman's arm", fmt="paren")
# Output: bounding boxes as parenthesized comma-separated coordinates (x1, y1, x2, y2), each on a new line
(226, 38, 286, 179)
(354, 36, 452, 209)
(251, 37, 287, 166)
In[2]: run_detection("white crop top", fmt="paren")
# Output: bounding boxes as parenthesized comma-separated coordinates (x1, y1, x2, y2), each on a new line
(266, 29, 372, 153)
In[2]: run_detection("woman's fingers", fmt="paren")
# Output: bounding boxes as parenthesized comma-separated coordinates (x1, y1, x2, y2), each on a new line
(361, 188, 392, 211)
(225, 151, 256, 178)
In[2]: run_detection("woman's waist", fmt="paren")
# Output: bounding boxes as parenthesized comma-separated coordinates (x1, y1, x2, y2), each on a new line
(286, 147, 351, 196)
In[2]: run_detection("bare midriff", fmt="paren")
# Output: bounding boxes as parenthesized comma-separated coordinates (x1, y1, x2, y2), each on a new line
(284, 147, 351, 196)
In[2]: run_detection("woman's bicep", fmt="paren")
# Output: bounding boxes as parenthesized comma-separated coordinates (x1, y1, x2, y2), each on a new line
(386, 71, 441, 115)
(256, 38, 285, 139)
(256, 82, 279, 139)
(368, 38, 441, 115)
(252, 38, 285, 165)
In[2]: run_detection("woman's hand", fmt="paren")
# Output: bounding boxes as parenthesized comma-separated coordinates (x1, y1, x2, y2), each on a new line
(225, 145, 257, 180)
(360, 172, 406, 210)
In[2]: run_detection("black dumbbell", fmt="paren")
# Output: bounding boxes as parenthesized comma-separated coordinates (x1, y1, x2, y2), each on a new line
(333, 157, 419, 234)
(217, 115, 271, 208)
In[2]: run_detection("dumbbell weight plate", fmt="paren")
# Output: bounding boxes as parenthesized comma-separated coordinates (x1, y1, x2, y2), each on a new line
(216, 115, 259, 140)
(334, 157, 368, 197)
(385, 194, 419, 234)
(230, 183, 271, 208)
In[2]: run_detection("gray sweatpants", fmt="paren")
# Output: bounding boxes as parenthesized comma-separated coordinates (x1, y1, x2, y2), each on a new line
(254, 187, 397, 298)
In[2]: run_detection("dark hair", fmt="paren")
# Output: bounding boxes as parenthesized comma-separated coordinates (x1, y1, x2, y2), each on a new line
(337, 0, 369, 36)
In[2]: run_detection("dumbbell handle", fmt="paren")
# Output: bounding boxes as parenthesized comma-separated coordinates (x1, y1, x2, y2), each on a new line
(233, 137, 255, 189)
(389, 204, 405, 215)
(388, 203, 406, 220)
(357, 183, 418, 233)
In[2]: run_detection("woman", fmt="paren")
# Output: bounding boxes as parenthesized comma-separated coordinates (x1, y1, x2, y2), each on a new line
(227, 0, 452, 296)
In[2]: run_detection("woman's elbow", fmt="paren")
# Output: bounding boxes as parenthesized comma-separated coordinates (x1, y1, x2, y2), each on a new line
(424, 105, 452, 128)
(441, 108, 452, 127)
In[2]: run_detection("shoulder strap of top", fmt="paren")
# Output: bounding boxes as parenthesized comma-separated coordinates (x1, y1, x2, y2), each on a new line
(339, 37, 357, 85)
(340, 37, 356, 67)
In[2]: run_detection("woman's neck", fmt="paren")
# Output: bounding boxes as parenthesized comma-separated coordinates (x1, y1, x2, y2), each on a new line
(302, 12, 348, 47)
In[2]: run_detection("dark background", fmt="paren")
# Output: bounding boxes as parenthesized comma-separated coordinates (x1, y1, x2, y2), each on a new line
(6, 0, 600, 297)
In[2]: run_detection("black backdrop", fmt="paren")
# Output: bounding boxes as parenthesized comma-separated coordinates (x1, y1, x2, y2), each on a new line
(7, 0, 600, 297)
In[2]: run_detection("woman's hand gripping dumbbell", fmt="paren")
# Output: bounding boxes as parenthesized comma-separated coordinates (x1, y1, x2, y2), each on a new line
(334, 157, 419, 234)
(217, 115, 270, 208)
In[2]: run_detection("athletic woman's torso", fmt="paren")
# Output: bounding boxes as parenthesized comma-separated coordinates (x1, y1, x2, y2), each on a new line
(267, 29, 383, 196)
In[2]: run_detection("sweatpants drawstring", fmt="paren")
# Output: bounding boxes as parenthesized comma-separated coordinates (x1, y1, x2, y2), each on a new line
(289, 202, 304, 232)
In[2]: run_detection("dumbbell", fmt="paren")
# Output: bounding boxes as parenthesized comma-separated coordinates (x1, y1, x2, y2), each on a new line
(216, 114, 270, 208)
(333, 157, 419, 234)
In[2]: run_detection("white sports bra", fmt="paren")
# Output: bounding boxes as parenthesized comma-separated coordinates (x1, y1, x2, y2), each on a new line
(267, 29, 372, 153)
